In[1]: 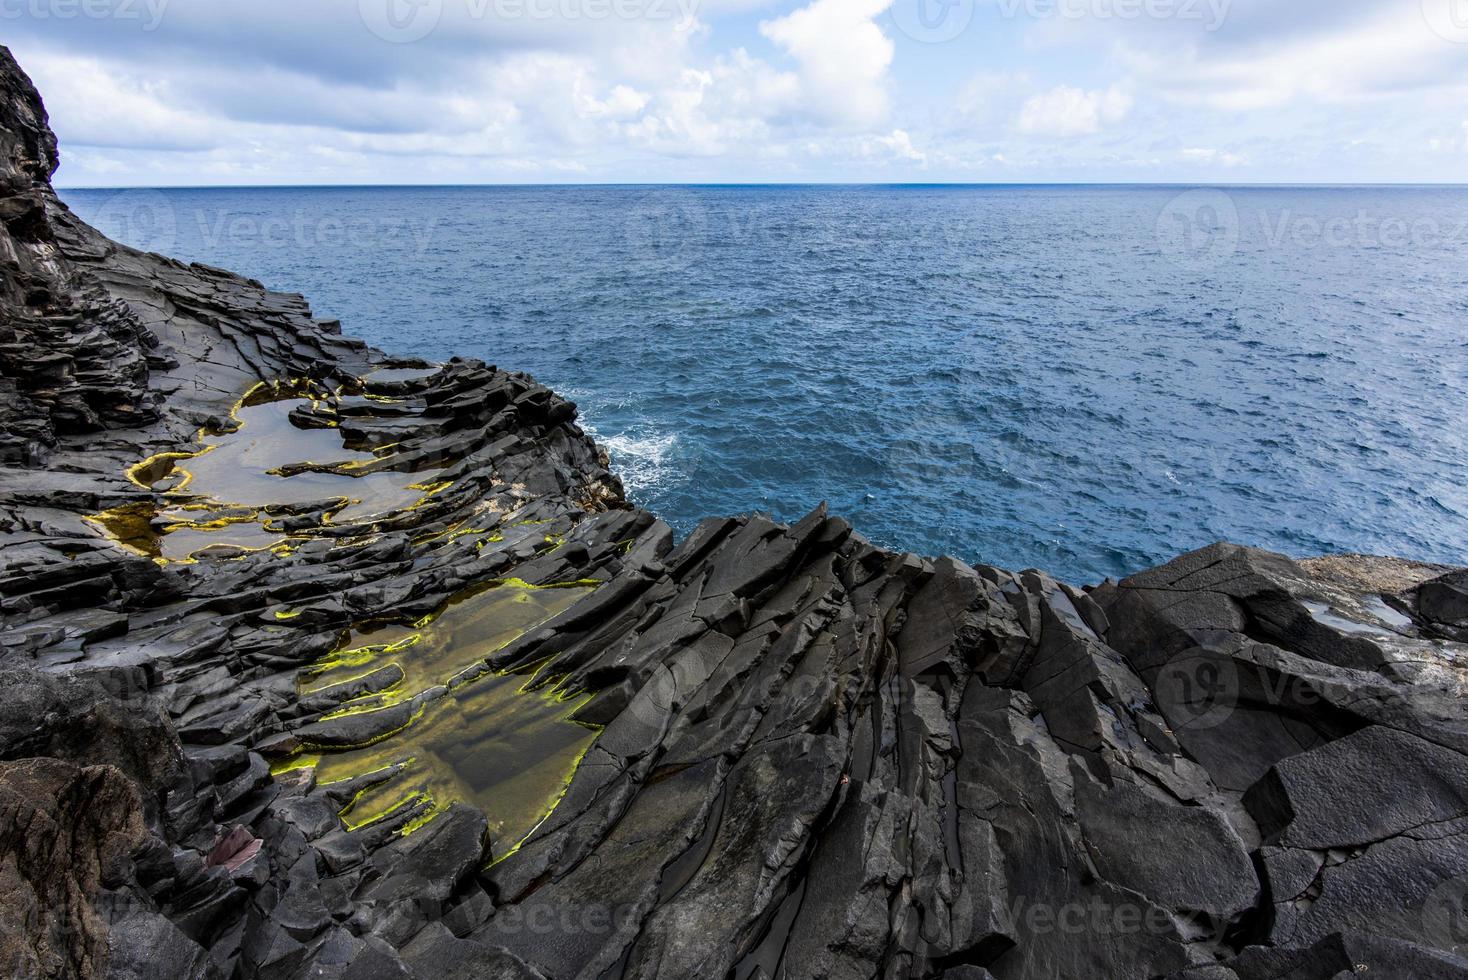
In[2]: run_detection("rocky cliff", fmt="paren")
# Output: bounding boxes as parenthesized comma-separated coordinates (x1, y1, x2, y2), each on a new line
(3, 46, 1468, 980)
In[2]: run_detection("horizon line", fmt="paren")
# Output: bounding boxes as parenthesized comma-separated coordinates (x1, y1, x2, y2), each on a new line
(54, 180, 1468, 191)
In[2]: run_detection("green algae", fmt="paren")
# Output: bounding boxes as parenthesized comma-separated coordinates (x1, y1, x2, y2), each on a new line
(91, 380, 448, 562)
(91, 378, 604, 852)
(287, 580, 600, 849)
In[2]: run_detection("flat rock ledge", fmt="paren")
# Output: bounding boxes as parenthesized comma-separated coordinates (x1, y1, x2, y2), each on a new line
(4, 46, 1468, 980)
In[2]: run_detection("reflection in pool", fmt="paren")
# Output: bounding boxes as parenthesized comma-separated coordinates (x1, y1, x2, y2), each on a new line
(280, 579, 600, 850)
(90, 380, 444, 561)
(93, 377, 605, 855)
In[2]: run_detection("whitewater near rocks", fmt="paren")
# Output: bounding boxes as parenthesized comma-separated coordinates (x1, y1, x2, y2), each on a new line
(3, 47, 1468, 980)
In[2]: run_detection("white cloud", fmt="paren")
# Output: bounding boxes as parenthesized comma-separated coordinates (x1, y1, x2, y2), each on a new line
(865, 129, 926, 164)
(615, 49, 803, 156)
(1180, 147, 1248, 167)
(1017, 85, 1132, 137)
(10, 0, 1468, 184)
(20, 51, 219, 152)
(1429, 122, 1468, 154)
(14, 0, 913, 181)
(948, 72, 1029, 133)
(1116, 2, 1468, 112)
(759, 0, 895, 127)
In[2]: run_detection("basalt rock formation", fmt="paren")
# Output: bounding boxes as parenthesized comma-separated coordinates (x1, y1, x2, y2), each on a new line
(3, 46, 1468, 980)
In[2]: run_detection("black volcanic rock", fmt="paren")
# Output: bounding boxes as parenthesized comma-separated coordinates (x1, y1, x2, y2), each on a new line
(1419, 570, 1468, 640)
(2, 45, 1468, 980)
(0, 50, 161, 465)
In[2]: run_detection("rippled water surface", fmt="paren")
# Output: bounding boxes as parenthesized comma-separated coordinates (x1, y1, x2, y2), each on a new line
(64, 185, 1468, 583)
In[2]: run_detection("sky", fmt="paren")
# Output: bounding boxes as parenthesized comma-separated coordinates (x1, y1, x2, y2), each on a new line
(5, 0, 1468, 185)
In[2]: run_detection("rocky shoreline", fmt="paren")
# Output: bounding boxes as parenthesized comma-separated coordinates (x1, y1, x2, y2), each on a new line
(4, 47, 1468, 980)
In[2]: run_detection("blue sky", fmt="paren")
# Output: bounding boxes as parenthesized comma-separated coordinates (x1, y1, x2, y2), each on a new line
(6, 0, 1468, 185)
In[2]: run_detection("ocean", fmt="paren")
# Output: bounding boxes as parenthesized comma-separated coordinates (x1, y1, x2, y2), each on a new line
(61, 184, 1468, 584)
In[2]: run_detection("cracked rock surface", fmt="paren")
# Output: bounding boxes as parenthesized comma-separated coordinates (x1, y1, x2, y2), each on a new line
(3, 47, 1467, 980)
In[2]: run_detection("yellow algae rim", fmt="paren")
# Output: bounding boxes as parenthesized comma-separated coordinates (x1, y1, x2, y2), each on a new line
(90, 377, 458, 562)
(271, 578, 604, 842)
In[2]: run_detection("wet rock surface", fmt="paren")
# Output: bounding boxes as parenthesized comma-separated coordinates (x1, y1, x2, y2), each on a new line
(3, 47, 1468, 980)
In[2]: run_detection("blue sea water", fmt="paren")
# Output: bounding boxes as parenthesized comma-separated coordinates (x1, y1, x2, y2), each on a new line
(62, 184, 1468, 584)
